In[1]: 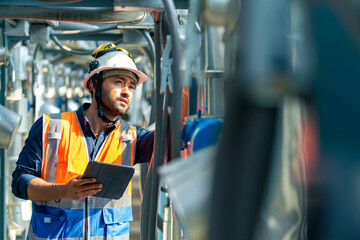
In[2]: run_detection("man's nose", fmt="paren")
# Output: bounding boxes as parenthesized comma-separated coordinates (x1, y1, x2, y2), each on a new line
(121, 85, 131, 97)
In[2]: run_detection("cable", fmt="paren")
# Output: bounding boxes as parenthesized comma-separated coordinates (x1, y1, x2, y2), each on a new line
(52, 24, 118, 37)
(137, 30, 155, 62)
(50, 34, 92, 55)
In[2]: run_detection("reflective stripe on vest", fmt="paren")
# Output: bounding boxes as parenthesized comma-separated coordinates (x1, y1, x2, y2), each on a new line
(29, 112, 136, 240)
(28, 223, 131, 240)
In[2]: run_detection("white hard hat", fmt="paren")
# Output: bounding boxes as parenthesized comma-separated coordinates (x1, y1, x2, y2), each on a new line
(83, 43, 147, 92)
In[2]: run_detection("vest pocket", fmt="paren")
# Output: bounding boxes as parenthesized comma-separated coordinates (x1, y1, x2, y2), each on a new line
(102, 207, 133, 237)
(31, 210, 67, 239)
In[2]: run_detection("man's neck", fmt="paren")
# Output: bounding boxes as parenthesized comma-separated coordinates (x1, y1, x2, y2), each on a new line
(84, 102, 116, 136)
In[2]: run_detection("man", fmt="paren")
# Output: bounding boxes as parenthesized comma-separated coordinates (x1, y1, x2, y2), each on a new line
(12, 43, 154, 240)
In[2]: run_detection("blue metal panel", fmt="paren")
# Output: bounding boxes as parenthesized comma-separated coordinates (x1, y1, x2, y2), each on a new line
(310, 3, 360, 239)
(182, 118, 224, 153)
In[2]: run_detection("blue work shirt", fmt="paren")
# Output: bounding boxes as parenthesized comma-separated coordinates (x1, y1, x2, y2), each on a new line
(12, 103, 154, 200)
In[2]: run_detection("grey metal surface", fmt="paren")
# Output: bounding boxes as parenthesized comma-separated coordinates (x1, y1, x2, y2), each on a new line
(116, 12, 154, 30)
(159, 146, 217, 240)
(0, 104, 22, 150)
(203, 0, 231, 26)
(123, 29, 148, 47)
(114, 0, 165, 11)
(4, 20, 30, 37)
(254, 97, 307, 240)
(199, 26, 225, 117)
(29, 24, 51, 43)
(114, 0, 188, 11)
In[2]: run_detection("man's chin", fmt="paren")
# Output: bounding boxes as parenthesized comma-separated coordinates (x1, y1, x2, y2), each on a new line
(112, 107, 129, 117)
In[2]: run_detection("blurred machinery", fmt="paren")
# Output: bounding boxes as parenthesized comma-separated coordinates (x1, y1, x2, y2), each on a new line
(1, 0, 360, 240)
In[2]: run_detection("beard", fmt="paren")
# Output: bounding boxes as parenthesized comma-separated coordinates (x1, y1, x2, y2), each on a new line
(100, 89, 130, 117)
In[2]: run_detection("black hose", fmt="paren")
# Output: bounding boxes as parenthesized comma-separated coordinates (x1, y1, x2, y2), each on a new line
(137, 30, 155, 76)
(50, 34, 92, 55)
(146, 17, 164, 240)
(162, 0, 182, 160)
(52, 24, 118, 37)
(138, 30, 155, 62)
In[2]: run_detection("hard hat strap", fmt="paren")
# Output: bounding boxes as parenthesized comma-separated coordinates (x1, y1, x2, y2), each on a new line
(93, 73, 120, 124)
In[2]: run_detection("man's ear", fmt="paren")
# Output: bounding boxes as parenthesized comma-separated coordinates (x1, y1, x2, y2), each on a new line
(89, 78, 97, 94)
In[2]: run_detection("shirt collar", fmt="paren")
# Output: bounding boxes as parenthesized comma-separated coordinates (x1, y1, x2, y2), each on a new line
(76, 103, 119, 135)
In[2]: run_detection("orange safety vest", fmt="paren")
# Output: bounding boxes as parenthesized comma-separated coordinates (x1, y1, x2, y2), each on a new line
(28, 112, 137, 240)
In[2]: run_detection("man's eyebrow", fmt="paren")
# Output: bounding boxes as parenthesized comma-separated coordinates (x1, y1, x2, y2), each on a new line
(113, 76, 136, 86)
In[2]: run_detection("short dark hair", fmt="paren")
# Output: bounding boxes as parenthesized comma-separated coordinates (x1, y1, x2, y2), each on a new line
(88, 73, 102, 96)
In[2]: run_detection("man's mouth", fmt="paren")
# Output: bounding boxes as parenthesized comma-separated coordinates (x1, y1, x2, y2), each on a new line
(119, 98, 128, 105)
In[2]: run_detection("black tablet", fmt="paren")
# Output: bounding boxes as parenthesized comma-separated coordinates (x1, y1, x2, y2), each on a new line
(82, 161, 135, 199)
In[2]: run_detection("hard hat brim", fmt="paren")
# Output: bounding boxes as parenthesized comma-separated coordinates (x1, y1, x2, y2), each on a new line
(83, 66, 148, 92)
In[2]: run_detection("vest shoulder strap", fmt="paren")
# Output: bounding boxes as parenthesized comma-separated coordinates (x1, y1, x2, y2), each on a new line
(44, 112, 63, 183)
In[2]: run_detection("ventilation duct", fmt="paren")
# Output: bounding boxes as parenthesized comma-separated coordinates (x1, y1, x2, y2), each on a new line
(0, 6, 145, 23)
(0, 104, 22, 150)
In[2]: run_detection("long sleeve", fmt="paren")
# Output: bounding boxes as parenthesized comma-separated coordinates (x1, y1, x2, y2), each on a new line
(11, 117, 43, 200)
(134, 128, 154, 164)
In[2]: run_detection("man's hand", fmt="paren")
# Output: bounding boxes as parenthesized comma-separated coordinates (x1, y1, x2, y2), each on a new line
(62, 175, 102, 200)
(27, 176, 102, 202)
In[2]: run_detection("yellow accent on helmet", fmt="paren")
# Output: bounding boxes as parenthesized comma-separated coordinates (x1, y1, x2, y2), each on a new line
(92, 43, 116, 57)
(91, 43, 135, 63)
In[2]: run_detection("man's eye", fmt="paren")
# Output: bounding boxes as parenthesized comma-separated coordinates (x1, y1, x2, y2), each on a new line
(129, 85, 136, 90)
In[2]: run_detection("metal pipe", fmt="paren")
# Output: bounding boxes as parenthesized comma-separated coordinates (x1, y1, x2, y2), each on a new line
(147, 17, 164, 240)
(0, 48, 6, 66)
(162, 0, 182, 160)
(54, 22, 99, 31)
(5, 19, 16, 26)
(0, 6, 145, 23)
(31, 44, 41, 120)
(0, 26, 7, 240)
(163, 207, 171, 240)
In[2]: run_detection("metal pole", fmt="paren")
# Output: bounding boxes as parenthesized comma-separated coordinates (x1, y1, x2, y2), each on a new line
(162, 0, 182, 160)
(0, 21, 7, 240)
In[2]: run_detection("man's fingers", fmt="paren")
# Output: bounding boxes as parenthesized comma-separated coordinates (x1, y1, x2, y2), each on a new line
(78, 178, 97, 185)
(81, 182, 102, 191)
(78, 187, 102, 200)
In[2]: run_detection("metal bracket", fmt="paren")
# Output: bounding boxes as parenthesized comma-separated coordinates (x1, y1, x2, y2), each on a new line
(161, 35, 174, 94)
(184, 0, 203, 87)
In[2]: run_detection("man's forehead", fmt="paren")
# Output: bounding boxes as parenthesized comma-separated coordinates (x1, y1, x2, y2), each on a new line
(102, 69, 138, 84)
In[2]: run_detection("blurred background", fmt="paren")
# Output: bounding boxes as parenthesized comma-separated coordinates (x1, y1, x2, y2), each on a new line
(0, 0, 359, 239)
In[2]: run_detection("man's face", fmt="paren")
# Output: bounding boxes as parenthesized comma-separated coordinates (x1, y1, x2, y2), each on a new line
(100, 74, 137, 117)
